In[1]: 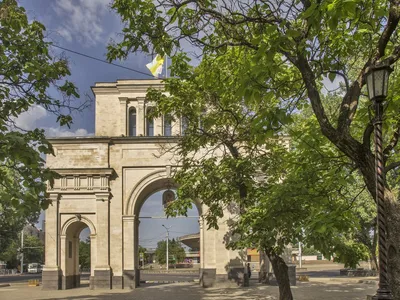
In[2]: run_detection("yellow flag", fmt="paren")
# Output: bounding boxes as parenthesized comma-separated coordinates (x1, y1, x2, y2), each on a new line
(146, 54, 164, 77)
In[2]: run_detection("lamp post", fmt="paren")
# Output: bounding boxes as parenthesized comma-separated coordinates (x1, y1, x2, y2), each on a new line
(162, 225, 171, 271)
(366, 62, 393, 300)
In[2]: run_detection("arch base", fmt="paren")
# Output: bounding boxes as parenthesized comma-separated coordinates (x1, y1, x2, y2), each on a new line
(42, 268, 62, 290)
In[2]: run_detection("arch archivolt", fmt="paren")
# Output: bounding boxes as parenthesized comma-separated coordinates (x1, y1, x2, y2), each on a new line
(125, 168, 168, 216)
(125, 167, 203, 216)
(61, 214, 97, 236)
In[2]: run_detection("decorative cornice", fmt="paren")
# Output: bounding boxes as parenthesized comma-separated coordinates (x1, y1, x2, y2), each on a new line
(91, 79, 164, 95)
(52, 168, 114, 176)
(46, 136, 180, 144)
(95, 193, 110, 202)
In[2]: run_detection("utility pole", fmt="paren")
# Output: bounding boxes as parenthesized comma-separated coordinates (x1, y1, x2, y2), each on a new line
(162, 225, 171, 271)
(298, 242, 302, 269)
(20, 229, 24, 274)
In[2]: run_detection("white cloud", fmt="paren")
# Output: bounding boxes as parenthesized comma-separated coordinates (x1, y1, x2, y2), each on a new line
(14, 105, 92, 137)
(52, 0, 115, 47)
(15, 105, 48, 130)
(45, 127, 92, 137)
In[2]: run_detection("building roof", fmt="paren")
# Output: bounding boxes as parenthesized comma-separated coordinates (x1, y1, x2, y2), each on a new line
(178, 233, 200, 250)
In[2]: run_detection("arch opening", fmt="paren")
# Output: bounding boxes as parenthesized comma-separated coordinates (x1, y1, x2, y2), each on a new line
(62, 220, 95, 290)
(129, 107, 137, 136)
(127, 175, 203, 287)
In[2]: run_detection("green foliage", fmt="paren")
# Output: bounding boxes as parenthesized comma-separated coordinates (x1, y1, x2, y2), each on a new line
(79, 237, 91, 269)
(154, 239, 186, 265)
(79, 238, 91, 269)
(0, 0, 81, 220)
(23, 235, 43, 264)
(109, 0, 400, 295)
(0, 238, 19, 268)
(0, 233, 43, 268)
(301, 247, 320, 256)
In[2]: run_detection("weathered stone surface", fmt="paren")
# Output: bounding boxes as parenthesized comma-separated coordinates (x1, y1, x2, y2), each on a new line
(200, 268, 216, 287)
(42, 270, 61, 290)
(44, 80, 250, 291)
(94, 270, 112, 289)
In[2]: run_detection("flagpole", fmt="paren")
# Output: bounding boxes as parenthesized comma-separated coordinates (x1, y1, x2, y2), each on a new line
(165, 55, 168, 78)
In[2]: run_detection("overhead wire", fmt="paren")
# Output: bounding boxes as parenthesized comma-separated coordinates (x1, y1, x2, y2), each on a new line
(50, 44, 155, 78)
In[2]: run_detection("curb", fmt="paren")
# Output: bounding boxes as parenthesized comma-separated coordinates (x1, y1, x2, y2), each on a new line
(0, 282, 41, 287)
(358, 279, 378, 284)
(141, 279, 199, 284)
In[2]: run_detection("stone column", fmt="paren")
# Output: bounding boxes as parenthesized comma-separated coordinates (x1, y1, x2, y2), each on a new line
(122, 215, 135, 289)
(119, 97, 128, 136)
(172, 117, 181, 136)
(74, 236, 80, 288)
(133, 215, 140, 287)
(154, 116, 163, 136)
(200, 217, 217, 287)
(89, 234, 97, 289)
(42, 193, 61, 290)
(137, 97, 145, 136)
(60, 234, 67, 289)
(94, 192, 111, 289)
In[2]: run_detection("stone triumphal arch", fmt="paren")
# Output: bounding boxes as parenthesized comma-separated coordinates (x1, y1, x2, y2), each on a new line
(42, 80, 246, 290)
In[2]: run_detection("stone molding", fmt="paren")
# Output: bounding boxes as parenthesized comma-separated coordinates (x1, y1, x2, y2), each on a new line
(48, 168, 114, 194)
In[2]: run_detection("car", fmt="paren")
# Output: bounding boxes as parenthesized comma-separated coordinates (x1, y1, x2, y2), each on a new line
(27, 263, 42, 273)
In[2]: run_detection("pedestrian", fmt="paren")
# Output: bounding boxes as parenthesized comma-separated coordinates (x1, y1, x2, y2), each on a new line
(247, 263, 251, 279)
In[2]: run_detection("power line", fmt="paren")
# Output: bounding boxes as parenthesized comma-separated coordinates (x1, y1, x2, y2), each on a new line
(50, 44, 155, 78)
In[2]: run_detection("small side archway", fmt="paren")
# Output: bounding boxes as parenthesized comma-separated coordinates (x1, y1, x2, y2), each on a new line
(60, 216, 97, 290)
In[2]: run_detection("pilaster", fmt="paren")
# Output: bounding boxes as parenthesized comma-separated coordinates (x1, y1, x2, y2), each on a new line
(42, 193, 61, 290)
(137, 97, 145, 136)
(122, 215, 139, 289)
(119, 97, 128, 136)
(94, 192, 111, 289)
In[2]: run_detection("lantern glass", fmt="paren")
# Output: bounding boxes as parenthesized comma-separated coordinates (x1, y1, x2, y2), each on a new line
(366, 65, 392, 101)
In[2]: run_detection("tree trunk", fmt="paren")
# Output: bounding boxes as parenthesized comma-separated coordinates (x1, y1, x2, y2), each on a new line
(266, 250, 293, 300)
(384, 191, 400, 300)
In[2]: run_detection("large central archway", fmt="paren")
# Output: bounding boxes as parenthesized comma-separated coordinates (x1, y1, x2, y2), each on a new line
(123, 169, 204, 287)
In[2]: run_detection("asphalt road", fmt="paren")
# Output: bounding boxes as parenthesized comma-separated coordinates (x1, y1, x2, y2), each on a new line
(0, 272, 198, 285)
(0, 273, 41, 284)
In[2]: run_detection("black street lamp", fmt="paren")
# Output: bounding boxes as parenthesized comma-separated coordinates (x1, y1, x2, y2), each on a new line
(366, 62, 393, 300)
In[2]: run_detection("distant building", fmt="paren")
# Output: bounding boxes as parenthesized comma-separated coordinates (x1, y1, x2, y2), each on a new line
(178, 233, 200, 263)
(23, 222, 45, 244)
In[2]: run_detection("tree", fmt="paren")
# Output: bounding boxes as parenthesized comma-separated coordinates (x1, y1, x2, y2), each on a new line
(23, 235, 44, 264)
(155, 239, 186, 265)
(79, 237, 91, 270)
(0, 0, 83, 224)
(0, 233, 43, 268)
(132, 51, 376, 298)
(0, 238, 19, 268)
(108, 1, 400, 297)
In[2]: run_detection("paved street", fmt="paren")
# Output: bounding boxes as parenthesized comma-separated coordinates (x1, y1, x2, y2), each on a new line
(0, 280, 377, 300)
(0, 272, 198, 285)
(0, 273, 41, 284)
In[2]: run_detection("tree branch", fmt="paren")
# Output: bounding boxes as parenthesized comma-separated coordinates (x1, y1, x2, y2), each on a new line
(385, 161, 400, 174)
(384, 119, 400, 163)
(374, 0, 400, 61)
(363, 122, 374, 148)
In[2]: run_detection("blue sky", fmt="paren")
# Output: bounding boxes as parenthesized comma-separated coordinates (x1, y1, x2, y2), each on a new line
(17, 0, 155, 136)
(18, 0, 199, 248)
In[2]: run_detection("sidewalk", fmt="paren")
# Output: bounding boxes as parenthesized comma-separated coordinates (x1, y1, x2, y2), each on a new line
(0, 280, 377, 300)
